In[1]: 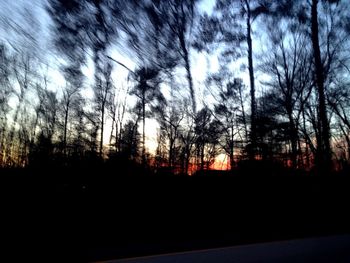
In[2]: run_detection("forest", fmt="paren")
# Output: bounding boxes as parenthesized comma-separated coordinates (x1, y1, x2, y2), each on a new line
(0, 0, 350, 176)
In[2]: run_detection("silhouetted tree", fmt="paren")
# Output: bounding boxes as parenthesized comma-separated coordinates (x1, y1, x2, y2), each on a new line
(37, 88, 58, 140)
(157, 99, 184, 170)
(328, 83, 350, 162)
(93, 62, 114, 157)
(119, 0, 199, 114)
(196, 0, 270, 159)
(167, 0, 199, 114)
(4, 52, 35, 166)
(194, 106, 220, 171)
(46, 0, 89, 65)
(178, 99, 196, 175)
(119, 120, 140, 161)
(47, 0, 119, 157)
(0, 43, 13, 166)
(255, 92, 284, 161)
(195, 106, 212, 171)
(28, 84, 59, 167)
(218, 79, 247, 168)
(47, 0, 91, 159)
(1, 0, 349, 174)
(59, 66, 84, 157)
(111, 84, 130, 154)
(88, 0, 119, 157)
(310, 0, 332, 173)
(266, 0, 350, 172)
(260, 27, 313, 168)
(129, 66, 164, 165)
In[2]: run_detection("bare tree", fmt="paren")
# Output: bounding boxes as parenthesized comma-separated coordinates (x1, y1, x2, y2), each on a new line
(211, 77, 247, 170)
(59, 65, 84, 156)
(260, 26, 314, 168)
(0, 43, 13, 166)
(156, 99, 184, 170)
(265, 0, 350, 172)
(196, 0, 271, 159)
(4, 52, 35, 166)
(93, 62, 114, 157)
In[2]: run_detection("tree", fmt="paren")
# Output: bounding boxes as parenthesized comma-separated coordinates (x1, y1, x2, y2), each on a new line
(93, 62, 114, 157)
(117, 0, 199, 114)
(88, 0, 119, 157)
(107, 82, 130, 155)
(310, 0, 332, 173)
(327, 81, 350, 163)
(60, 66, 84, 157)
(36, 88, 58, 141)
(254, 91, 284, 161)
(194, 106, 220, 171)
(260, 26, 314, 168)
(46, 0, 90, 65)
(155, 97, 184, 170)
(166, 0, 199, 114)
(47, 0, 118, 157)
(118, 118, 140, 162)
(29, 86, 59, 168)
(266, 0, 350, 172)
(177, 99, 197, 175)
(47, 0, 90, 158)
(196, 0, 270, 159)
(129, 66, 165, 165)
(4, 52, 35, 166)
(0, 43, 13, 166)
(210, 76, 247, 170)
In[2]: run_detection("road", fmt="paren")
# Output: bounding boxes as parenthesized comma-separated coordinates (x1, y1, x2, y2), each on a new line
(103, 235, 350, 263)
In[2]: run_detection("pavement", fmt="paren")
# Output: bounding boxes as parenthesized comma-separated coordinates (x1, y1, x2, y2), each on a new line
(101, 235, 350, 263)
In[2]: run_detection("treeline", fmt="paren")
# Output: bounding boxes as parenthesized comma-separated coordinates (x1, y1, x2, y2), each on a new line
(0, 0, 349, 175)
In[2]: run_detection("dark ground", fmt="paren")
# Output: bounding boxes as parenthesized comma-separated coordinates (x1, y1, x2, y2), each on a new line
(1, 164, 350, 262)
(111, 235, 350, 263)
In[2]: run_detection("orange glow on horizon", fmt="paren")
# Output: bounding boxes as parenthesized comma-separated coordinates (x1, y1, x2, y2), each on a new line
(210, 154, 230, 170)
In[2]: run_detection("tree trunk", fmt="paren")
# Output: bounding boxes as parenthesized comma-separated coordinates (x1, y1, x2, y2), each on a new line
(339, 124, 350, 162)
(109, 107, 116, 148)
(200, 144, 205, 171)
(169, 136, 174, 168)
(311, 0, 332, 174)
(245, 0, 257, 160)
(63, 101, 69, 157)
(142, 85, 146, 166)
(114, 122, 118, 152)
(230, 150, 234, 171)
(238, 83, 248, 141)
(7, 91, 25, 166)
(230, 125, 235, 170)
(288, 110, 298, 169)
(179, 32, 196, 114)
(100, 104, 105, 158)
